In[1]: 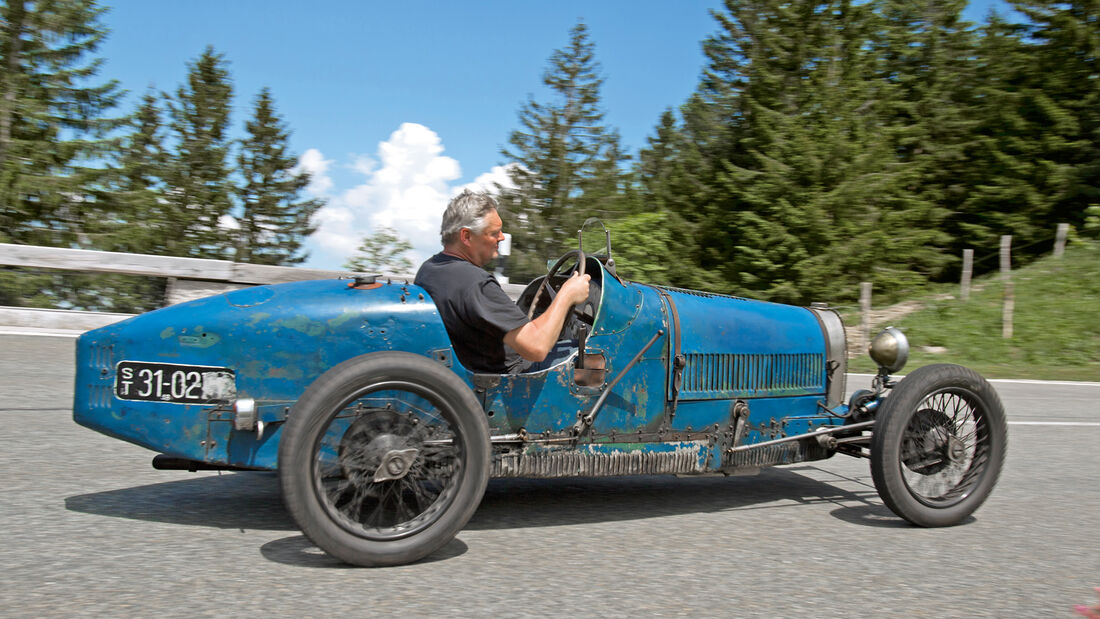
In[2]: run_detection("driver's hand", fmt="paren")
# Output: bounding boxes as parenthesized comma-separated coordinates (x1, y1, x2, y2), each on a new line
(561, 272, 591, 307)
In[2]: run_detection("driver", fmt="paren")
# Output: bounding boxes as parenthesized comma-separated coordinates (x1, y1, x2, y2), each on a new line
(415, 190, 590, 374)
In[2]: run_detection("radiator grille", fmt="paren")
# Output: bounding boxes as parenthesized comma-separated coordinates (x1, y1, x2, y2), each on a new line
(680, 352, 824, 399)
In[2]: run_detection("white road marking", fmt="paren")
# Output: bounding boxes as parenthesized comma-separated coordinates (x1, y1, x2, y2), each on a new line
(848, 373, 1100, 387)
(989, 378, 1100, 387)
(1008, 421, 1100, 427)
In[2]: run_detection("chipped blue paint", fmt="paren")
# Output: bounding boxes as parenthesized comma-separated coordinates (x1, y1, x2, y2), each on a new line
(274, 314, 325, 337)
(178, 331, 220, 347)
(246, 312, 270, 327)
(225, 286, 275, 307)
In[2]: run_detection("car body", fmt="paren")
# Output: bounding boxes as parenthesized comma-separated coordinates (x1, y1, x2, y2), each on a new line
(73, 227, 1007, 566)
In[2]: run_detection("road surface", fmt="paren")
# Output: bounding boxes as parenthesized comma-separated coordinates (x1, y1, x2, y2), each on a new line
(2, 334, 1097, 617)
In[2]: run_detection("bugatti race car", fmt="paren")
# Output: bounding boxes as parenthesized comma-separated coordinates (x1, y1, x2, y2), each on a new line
(73, 221, 1007, 567)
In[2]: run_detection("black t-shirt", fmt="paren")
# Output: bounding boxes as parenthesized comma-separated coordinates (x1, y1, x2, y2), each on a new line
(415, 253, 530, 373)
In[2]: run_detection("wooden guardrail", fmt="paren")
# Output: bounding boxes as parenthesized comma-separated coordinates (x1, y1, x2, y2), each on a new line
(0, 243, 351, 332)
(0, 243, 352, 285)
(0, 243, 526, 333)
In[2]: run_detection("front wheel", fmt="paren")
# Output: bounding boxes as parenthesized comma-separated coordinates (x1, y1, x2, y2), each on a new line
(870, 364, 1007, 527)
(279, 352, 490, 566)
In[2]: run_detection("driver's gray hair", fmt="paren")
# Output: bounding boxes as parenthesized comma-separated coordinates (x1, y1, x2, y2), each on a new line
(440, 190, 498, 246)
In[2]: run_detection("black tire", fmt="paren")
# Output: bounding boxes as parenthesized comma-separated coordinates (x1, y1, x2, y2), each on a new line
(870, 364, 1007, 527)
(279, 352, 490, 566)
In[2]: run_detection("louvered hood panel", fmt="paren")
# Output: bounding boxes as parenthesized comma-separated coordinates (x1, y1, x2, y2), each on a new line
(659, 288, 828, 400)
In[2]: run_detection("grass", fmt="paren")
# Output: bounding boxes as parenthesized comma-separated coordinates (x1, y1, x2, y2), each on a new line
(844, 240, 1100, 382)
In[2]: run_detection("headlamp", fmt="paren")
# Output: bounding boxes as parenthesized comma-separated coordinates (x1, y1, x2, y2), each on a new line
(869, 326, 909, 374)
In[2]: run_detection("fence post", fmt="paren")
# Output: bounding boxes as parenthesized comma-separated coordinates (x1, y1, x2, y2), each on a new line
(860, 282, 872, 350)
(1001, 235, 1013, 339)
(1054, 223, 1069, 258)
(960, 248, 973, 302)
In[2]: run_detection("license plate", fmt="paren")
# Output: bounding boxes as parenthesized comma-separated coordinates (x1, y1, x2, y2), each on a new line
(115, 361, 236, 404)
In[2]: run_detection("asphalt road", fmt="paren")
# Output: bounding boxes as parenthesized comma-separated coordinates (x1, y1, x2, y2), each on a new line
(2, 333, 1097, 617)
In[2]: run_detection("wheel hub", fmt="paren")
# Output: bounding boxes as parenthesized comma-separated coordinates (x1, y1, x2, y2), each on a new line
(946, 436, 966, 464)
(903, 408, 955, 475)
(338, 410, 421, 480)
(372, 448, 420, 482)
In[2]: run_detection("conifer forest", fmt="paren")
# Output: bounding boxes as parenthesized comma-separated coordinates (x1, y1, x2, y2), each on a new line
(1, 0, 1097, 311)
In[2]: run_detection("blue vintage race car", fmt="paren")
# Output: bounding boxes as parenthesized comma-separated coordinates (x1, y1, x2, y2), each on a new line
(72, 222, 1007, 566)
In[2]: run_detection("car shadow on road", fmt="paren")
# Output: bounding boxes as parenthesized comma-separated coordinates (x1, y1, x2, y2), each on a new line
(468, 466, 891, 530)
(64, 471, 294, 531)
(258, 534, 470, 568)
(64, 465, 891, 533)
(64, 465, 906, 568)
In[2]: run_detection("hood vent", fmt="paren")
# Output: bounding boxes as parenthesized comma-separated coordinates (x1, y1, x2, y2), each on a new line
(680, 352, 824, 400)
(80, 339, 116, 410)
(89, 342, 114, 371)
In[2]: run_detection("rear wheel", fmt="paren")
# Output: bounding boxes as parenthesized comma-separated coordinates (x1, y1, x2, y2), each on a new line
(279, 352, 490, 566)
(870, 364, 1007, 527)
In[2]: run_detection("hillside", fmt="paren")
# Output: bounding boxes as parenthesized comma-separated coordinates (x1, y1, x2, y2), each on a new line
(845, 240, 1100, 381)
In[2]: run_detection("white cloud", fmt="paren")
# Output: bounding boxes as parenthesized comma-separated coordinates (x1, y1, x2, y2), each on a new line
(302, 123, 467, 271)
(351, 154, 376, 177)
(310, 206, 359, 259)
(295, 148, 334, 196)
(455, 164, 518, 196)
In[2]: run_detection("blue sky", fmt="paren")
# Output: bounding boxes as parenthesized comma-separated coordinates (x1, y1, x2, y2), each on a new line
(96, 0, 1008, 270)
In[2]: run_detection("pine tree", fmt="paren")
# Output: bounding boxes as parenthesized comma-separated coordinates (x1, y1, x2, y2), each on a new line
(631, 107, 722, 289)
(997, 1, 1097, 254)
(500, 21, 631, 281)
(954, 1, 1099, 271)
(105, 89, 169, 253)
(49, 90, 173, 313)
(78, 89, 171, 311)
(161, 46, 234, 259)
(954, 13, 1038, 258)
(697, 0, 861, 302)
(870, 0, 977, 281)
(235, 87, 321, 265)
(344, 227, 414, 274)
(675, 0, 955, 302)
(0, 0, 123, 306)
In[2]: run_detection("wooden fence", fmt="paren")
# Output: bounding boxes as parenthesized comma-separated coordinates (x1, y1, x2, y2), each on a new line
(855, 223, 1072, 351)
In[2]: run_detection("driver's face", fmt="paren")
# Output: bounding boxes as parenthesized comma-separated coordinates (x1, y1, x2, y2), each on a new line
(467, 209, 505, 267)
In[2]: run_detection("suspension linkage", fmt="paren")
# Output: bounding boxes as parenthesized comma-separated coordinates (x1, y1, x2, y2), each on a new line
(726, 420, 875, 454)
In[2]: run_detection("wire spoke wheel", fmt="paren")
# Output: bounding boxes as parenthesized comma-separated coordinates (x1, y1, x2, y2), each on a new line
(280, 352, 489, 566)
(871, 364, 1007, 527)
(899, 392, 987, 506)
(314, 385, 462, 541)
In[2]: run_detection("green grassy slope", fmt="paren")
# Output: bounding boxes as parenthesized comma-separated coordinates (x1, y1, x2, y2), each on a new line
(846, 241, 1100, 381)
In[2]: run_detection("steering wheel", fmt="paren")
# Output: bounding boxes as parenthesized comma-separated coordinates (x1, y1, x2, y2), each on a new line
(525, 249, 586, 321)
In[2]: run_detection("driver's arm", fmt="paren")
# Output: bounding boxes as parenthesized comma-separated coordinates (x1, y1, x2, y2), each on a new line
(504, 272, 590, 362)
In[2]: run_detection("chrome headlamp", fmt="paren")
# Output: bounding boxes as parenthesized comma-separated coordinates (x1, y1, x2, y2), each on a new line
(869, 326, 909, 374)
